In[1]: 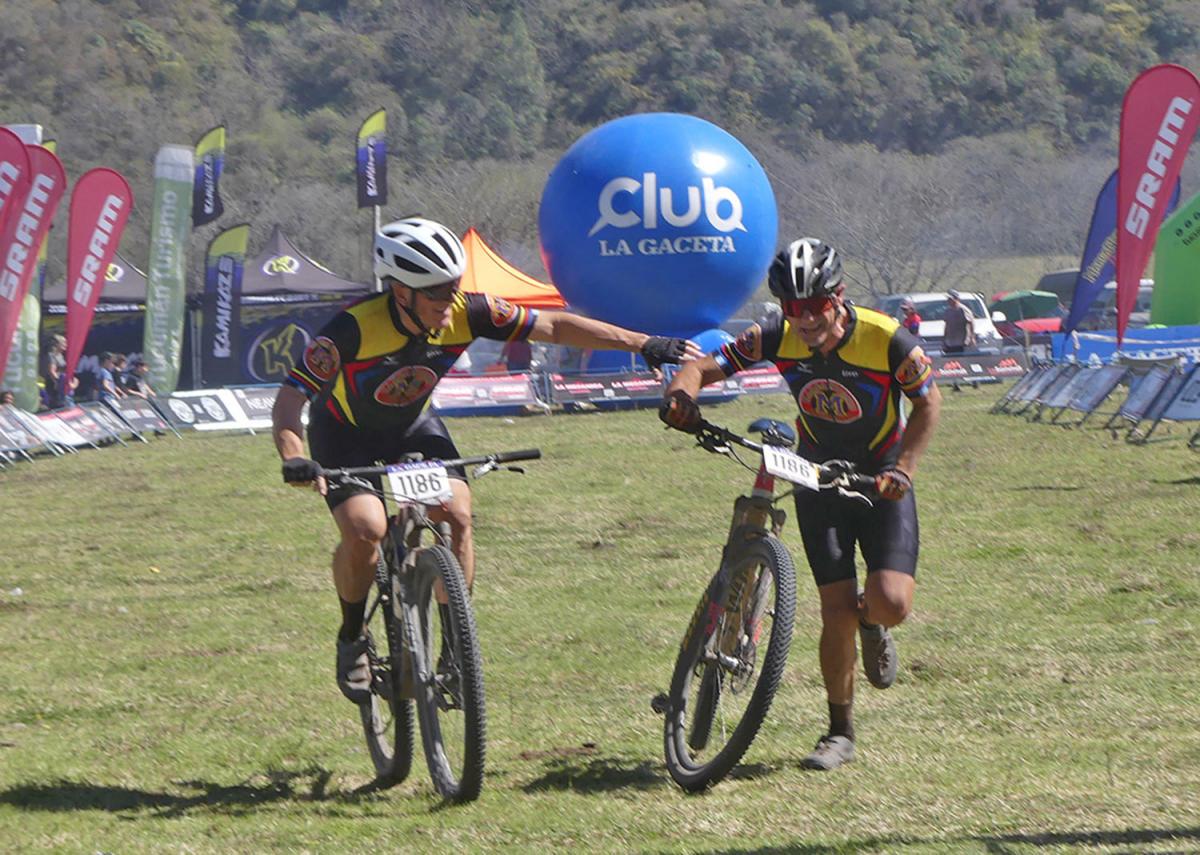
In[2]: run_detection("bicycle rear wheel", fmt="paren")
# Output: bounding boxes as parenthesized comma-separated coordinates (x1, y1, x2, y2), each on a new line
(663, 534, 796, 792)
(403, 544, 486, 802)
(358, 534, 414, 785)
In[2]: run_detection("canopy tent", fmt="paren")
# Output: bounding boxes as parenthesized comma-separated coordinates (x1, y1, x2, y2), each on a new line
(241, 225, 369, 301)
(461, 228, 565, 309)
(43, 251, 147, 310)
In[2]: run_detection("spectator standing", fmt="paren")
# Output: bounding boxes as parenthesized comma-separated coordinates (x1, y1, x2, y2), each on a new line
(942, 290, 976, 354)
(900, 299, 922, 337)
(123, 357, 156, 399)
(40, 334, 75, 409)
(95, 352, 122, 404)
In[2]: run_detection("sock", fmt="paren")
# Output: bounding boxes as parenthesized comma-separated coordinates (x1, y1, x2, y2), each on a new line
(338, 596, 367, 641)
(829, 701, 855, 741)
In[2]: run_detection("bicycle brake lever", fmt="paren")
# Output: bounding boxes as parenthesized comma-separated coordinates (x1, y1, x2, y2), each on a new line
(835, 486, 874, 506)
(471, 460, 499, 479)
(503, 465, 527, 474)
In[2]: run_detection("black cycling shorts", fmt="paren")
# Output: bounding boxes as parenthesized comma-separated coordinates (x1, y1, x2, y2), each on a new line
(793, 486, 919, 586)
(308, 410, 466, 512)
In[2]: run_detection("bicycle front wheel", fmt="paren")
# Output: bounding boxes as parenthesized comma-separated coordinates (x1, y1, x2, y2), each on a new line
(663, 535, 797, 792)
(403, 544, 486, 802)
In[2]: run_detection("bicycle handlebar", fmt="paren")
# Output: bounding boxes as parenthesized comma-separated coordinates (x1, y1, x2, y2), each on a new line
(690, 419, 877, 497)
(319, 448, 541, 480)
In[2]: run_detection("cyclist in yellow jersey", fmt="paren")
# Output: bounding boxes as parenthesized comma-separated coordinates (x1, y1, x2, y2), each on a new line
(273, 217, 701, 703)
(660, 238, 942, 771)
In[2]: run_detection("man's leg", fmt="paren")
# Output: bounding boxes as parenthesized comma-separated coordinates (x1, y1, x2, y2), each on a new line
(801, 578, 860, 770)
(429, 478, 474, 591)
(330, 493, 387, 702)
(861, 568, 914, 628)
(858, 568, 914, 691)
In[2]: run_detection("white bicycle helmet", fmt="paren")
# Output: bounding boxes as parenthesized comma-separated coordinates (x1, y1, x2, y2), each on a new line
(767, 237, 843, 301)
(374, 217, 467, 288)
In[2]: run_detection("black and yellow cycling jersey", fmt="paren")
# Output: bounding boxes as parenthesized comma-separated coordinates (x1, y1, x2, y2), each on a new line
(285, 290, 537, 430)
(714, 305, 933, 473)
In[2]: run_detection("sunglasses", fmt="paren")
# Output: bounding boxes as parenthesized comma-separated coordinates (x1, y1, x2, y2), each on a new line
(418, 280, 461, 302)
(783, 295, 835, 317)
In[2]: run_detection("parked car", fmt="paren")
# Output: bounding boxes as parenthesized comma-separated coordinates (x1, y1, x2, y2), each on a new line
(873, 291, 1004, 350)
(1077, 280, 1154, 331)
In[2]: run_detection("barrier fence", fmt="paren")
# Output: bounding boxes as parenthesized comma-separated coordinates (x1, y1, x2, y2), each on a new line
(7, 354, 1195, 466)
(990, 356, 1200, 447)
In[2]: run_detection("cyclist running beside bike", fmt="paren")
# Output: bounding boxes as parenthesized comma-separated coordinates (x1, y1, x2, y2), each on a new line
(273, 216, 701, 704)
(660, 238, 941, 771)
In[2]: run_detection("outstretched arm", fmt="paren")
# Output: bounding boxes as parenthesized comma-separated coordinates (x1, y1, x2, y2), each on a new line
(526, 311, 703, 361)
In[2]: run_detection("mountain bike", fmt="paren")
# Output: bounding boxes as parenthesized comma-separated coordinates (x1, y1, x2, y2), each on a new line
(320, 447, 540, 802)
(651, 418, 874, 792)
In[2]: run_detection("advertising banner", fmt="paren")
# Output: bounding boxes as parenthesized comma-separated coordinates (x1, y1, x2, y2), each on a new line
(547, 371, 663, 410)
(192, 125, 226, 227)
(48, 405, 117, 446)
(1062, 173, 1180, 335)
(63, 167, 134, 389)
(229, 386, 278, 429)
(0, 403, 43, 454)
(1150, 190, 1200, 326)
(0, 128, 31, 228)
(108, 396, 170, 434)
(731, 365, 789, 396)
(355, 109, 387, 208)
(429, 373, 542, 416)
(2, 128, 40, 410)
(1116, 64, 1200, 344)
(930, 354, 1026, 383)
(142, 145, 194, 394)
(1052, 325, 1200, 364)
(1066, 365, 1127, 414)
(199, 223, 249, 387)
(35, 409, 91, 448)
(0, 144, 66, 382)
(164, 389, 254, 432)
(1161, 363, 1200, 422)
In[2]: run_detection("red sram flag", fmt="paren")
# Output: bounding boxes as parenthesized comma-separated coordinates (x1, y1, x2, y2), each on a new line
(63, 168, 135, 388)
(0, 144, 65, 381)
(0, 129, 31, 246)
(1116, 64, 1200, 345)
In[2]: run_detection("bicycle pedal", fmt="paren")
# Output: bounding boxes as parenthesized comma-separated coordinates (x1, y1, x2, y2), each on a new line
(650, 693, 670, 715)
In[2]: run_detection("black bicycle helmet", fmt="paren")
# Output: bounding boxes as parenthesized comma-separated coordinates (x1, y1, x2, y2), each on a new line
(767, 238, 844, 301)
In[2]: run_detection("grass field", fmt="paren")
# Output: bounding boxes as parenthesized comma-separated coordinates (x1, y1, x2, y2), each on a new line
(1, 386, 1198, 853)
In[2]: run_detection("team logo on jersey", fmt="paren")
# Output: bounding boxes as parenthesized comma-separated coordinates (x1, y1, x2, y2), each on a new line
(797, 379, 863, 423)
(488, 296, 518, 327)
(303, 336, 339, 382)
(896, 348, 931, 386)
(375, 365, 438, 406)
(732, 325, 762, 362)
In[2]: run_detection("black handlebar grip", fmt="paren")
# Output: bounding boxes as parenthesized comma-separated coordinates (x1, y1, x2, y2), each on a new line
(849, 474, 878, 493)
(494, 448, 542, 463)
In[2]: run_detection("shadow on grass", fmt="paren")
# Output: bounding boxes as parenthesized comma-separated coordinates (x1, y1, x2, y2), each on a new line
(0, 766, 388, 818)
(689, 826, 1200, 854)
(521, 754, 665, 794)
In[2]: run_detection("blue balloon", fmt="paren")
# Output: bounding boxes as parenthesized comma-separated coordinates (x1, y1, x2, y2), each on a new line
(539, 113, 778, 338)
(691, 327, 734, 355)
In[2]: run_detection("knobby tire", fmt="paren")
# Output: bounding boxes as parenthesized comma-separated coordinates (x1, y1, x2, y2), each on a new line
(663, 535, 796, 792)
(405, 544, 486, 803)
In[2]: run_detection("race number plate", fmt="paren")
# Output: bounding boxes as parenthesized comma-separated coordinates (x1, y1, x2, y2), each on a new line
(761, 445, 820, 491)
(386, 461, 453, 504)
